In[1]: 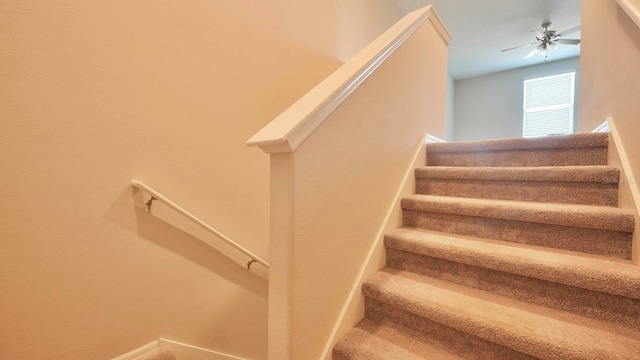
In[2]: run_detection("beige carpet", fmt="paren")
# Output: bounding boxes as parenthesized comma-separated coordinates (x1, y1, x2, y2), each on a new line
(333, 133, 640, 359)
(150, 351, 177, 360)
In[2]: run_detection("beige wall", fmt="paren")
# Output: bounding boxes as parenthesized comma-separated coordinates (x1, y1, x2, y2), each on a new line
(267, 17, 449, 359)
(579, 0, 640, 186)
(334, 0, 404, 60)
(446, 74, 455, 140)
(0, 0, 376, 358)
(271, 0, 402, 61)
(454, 57, 580, 141)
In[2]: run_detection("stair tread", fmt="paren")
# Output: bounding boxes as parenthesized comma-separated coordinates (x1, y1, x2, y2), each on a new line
(415, 165, 619, 183)
(364, 268, 640, 360)
(426, 133, 608, 153)
(385, 228, 640, 299)
(402, 194, 634, 232)
(150, 351, 177, 360)
(333, 319, 463, 360)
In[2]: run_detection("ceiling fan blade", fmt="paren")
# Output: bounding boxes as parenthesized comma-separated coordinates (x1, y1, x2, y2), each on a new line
(556, 39, 581, 45)
(557, 25, 581, 37)
(501, 42, 538, 52)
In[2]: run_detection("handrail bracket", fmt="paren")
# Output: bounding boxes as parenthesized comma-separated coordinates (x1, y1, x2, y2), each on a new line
(247, 259, 257, 270)
(145, 196, 158, 213)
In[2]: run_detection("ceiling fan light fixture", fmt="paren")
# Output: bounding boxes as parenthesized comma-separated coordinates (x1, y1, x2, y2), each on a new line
(501, 22, 581, 59)
(525, 49, 537, 58)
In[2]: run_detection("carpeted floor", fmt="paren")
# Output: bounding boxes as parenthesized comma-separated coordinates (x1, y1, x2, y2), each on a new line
(150, 351, 177, 360)
(334, 133, 640, 359)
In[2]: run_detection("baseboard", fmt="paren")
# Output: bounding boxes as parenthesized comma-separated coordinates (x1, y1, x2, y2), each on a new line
(113, 339, 250, 360)
(426, 133, 447, 143)
(112, 341, 160, 360)
(318, 133, 429, 359)
(158, 338, 248, 360)
(592, 120, 611, 133)
(606, 116, 640, 264)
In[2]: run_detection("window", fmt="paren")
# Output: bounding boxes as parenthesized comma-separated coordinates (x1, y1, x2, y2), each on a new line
(523, 72, 575, 137)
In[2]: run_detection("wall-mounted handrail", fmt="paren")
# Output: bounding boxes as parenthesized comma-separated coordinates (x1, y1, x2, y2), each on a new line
(618, 0, 640, 28)
(131, 180, 269, 270)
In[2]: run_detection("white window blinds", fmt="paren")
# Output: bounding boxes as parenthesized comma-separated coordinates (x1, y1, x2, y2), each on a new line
(523, 72, 575, 138)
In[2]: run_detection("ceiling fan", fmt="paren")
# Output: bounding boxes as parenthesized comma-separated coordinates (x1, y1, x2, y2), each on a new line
(501, 22, 581, 59)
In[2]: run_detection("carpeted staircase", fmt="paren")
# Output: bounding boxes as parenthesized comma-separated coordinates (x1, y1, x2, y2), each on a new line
(150, 351, 177, 360)
(334, 133, 640, 359)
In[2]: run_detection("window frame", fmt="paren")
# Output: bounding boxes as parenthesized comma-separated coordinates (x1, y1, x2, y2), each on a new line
(522, 72, 576, 138)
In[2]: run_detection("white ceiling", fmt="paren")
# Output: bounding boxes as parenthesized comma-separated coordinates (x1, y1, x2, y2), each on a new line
(391, 0, 582, 79)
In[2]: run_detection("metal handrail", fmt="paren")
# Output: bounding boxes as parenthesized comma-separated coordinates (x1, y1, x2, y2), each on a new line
(131, 180, 269, 270)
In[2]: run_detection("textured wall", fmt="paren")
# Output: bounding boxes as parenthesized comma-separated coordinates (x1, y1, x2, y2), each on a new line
(446, 74, 455, 140)
(271, 0, 402, 61)
(579, 0, 640, 264)
(578, 0, 640, 155)
(453, 57, 580, 141)
(0, 1, 345, 359)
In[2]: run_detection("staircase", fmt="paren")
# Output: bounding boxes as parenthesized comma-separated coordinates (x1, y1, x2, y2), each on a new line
(151, 351, 177, 360)
(333, 133, 640, 359)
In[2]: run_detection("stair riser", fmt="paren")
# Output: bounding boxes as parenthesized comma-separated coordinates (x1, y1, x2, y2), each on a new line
(333, 321, 466, 360)
(427, 147, 608, 167)
(364, 298, 536, 360)
(415, 179, 618, 206)
(386, 248, 640, 329)
(402, 209, 633, 259)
